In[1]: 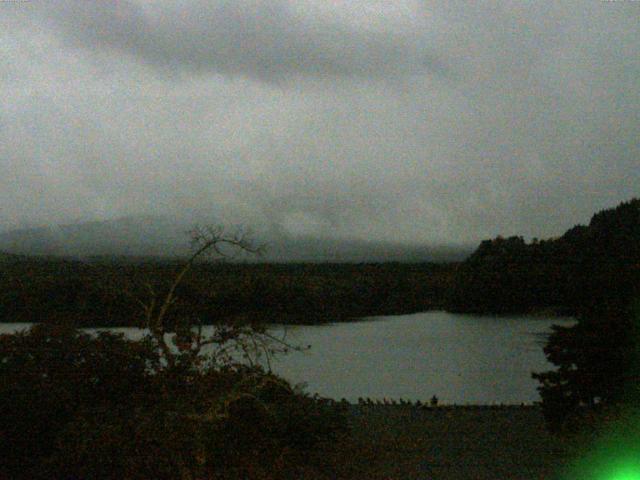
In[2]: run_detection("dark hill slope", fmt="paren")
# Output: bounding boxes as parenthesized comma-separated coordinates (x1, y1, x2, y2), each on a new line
(447, 198, 640, 314)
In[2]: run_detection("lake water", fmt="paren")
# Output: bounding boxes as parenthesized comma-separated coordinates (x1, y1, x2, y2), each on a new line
(0, 311, 574, 405)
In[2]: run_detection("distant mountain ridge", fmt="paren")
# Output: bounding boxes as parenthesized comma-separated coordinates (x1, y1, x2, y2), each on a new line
(0, 216, 189, 258)
(0, 216, 472, 263)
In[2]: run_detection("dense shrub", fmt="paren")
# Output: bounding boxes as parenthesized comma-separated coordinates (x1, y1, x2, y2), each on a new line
(532, 299, 640, 435)
(0, 324, 347, 480)
(0, 324, 158, 477)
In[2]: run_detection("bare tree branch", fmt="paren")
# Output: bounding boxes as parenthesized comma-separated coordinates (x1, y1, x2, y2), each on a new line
(136, 225, 298, 370)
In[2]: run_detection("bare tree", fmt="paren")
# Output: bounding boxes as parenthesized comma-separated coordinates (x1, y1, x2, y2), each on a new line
(137, 225, 299, 370)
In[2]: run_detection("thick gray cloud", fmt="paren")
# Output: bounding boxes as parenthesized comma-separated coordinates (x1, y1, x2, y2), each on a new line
(29, 0, 443, 80)
(1, 1, 639, 245)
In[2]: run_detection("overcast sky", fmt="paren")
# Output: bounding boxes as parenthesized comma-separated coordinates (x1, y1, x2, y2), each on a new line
(1, 1, 639, 245)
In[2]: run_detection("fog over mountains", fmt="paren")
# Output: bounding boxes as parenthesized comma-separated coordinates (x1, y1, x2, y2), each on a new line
(2, 3, 638, 245)
(0, 216, 471, 263)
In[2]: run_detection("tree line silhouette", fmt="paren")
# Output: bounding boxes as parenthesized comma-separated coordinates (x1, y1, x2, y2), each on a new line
(447, 198, 640, 433)
(0, 259, 454, 328)
(447, 198, 640, 315)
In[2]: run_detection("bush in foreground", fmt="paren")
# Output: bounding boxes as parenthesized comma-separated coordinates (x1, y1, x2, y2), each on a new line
(0, 323, 347, 480)
(533, 298, 640, 435)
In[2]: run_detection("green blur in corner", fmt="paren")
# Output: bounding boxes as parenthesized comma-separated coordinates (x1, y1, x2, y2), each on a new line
(555, 407, 640, 480)
(594, 453, 640, 480)
(609, 465, 640, 480)
(556, 300, 640, 480)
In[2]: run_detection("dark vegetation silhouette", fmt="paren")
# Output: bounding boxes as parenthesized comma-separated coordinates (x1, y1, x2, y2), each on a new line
(0, 324, 347, 479)
(448, 198, 640, 315)
(442, 198, 640, 435)
(532, 299, 640, 435)
(0, 257, 454, 327)
(513, 199, 640, 434)
(0, 227, 347, 479)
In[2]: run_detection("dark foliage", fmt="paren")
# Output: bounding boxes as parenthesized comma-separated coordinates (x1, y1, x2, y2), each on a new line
(448, 198, 640, 314)
(448, 198, 640, 434)
(0, 324, 347, 480)
(0, 261, 455, 327)
(0, 324, 158, 477)
(532, 299, 640, 434)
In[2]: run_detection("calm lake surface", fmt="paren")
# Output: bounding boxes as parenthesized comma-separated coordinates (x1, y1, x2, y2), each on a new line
(0, 311, 574, 404)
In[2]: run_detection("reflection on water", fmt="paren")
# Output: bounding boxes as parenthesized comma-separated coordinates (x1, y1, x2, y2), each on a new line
(0, 311, 574, 404)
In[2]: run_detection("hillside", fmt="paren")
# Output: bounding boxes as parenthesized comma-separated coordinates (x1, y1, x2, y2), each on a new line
(447, 198, 640, 314)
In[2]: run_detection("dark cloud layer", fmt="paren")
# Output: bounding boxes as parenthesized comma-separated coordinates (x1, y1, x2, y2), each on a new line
(32, 1, 442, 80)
(1, 1, 639, 246)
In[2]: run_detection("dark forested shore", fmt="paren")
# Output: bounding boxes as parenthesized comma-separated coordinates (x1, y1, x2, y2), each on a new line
(0, 258, 456, 327)
(1, 198, 639, 327)
(447, 198, 640, 316)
